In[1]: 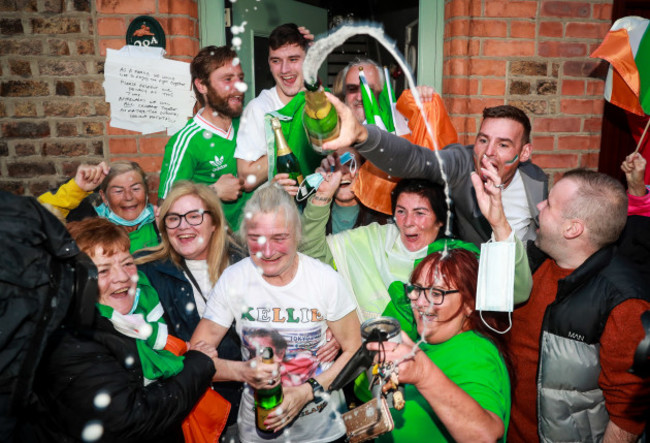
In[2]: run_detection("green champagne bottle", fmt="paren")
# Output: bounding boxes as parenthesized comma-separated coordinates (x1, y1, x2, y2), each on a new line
(302, 79, 340, 153)
(271, 117, 304, 184)
(254, 347, 283, 433)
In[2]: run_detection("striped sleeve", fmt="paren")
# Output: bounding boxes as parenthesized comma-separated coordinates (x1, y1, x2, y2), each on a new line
(158, 121, 203, 199)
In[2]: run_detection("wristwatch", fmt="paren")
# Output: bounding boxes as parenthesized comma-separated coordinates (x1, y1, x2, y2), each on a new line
(307, 377, 324, 403)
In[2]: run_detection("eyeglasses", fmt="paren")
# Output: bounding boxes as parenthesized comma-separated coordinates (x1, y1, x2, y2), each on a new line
(163, 210, 211, 229)
(404, 283, 459, 306)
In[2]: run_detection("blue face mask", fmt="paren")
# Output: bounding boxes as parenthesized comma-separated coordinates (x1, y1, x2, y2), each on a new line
(296, 173, 324, 202)
(297, 152, 359, 202)
(95, 202, 155, 229)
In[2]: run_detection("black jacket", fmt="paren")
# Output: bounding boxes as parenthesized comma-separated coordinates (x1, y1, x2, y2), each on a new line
(136, 242, 246, 426)
(19, 313, 215, 443)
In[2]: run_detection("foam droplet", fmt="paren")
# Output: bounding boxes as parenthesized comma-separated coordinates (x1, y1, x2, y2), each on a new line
(203, 131, 213, 139)
(255, 251, 262, 258)
(93, 391, 111, 409)
(139, 322, 153, 339)
(245, 211, 253, 220)
(246, 174, 256, 185)
(81, 421, 103, 442)
(125, 355, 135, 367)
(257, 236, 267, 245)
(186, 302, 195, 313)
(232, 36, 242, 48)
(198, 236, 205, 244)
(235, 81, 248, 92)
(249, 360, 257, 369)
(232, 57, 240, 66)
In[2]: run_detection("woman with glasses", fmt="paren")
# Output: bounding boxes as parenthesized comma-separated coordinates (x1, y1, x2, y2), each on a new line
(370, 248, 512, 442)
(136, 181, 247, 435)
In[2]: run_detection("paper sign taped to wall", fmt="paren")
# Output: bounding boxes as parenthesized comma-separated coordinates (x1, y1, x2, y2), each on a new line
(103, 45, 195, 135)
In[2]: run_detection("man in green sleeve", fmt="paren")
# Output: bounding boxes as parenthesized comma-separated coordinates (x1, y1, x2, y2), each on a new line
(158, 45, 250, 231)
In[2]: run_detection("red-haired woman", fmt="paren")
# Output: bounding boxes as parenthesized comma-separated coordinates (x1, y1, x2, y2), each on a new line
(371, 248, 512, 443)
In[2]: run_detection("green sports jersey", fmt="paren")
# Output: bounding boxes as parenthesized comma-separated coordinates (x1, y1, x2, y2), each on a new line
(158, 111, 251, 231)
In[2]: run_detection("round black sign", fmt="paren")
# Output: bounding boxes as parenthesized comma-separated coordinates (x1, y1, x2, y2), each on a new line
(126, 16, 166, 49)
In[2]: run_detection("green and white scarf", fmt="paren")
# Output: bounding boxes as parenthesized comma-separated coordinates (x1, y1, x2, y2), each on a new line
(96, 271, 184, 385)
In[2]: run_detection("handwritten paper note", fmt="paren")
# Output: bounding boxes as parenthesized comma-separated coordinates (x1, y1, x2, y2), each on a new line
(103, 46, 196, 135)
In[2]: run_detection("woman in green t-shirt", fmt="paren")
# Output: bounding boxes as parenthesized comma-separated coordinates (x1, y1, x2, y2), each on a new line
(371, 248, 512, 442)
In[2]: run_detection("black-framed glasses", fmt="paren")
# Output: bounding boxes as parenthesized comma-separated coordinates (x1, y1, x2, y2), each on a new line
(404, 283, 459, 306)
(163, 210, 211, 229)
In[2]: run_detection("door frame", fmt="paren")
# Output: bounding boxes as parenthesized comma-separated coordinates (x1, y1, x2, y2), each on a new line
(196, 0, 444, 92)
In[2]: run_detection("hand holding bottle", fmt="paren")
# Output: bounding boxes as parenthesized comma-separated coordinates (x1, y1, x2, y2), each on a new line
(321, 92, 369, 152)
(272, 173, 300, 197)
(244, 352, 281, 390)
(264, 383, 313, 433)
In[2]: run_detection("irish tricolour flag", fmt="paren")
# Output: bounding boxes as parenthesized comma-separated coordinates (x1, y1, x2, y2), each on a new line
(591, 16, 650, 116)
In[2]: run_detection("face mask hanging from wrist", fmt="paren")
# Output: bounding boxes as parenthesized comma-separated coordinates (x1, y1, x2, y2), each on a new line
(296, 152, 358, 203)
(475, 241, 515, 334)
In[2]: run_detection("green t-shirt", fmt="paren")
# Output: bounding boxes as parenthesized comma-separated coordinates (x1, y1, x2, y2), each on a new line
(378, 330, 511, 443)
(158, 112, 251, 231)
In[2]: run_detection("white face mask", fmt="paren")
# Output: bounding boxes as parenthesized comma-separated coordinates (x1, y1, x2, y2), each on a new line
(475, 241, 515, 334)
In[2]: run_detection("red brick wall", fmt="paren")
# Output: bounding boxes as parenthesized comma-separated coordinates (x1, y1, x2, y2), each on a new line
(0, 0, 199, 197)
(443, 0, 613, 183)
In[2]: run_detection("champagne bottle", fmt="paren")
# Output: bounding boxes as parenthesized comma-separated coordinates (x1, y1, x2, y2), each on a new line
(254, 347, 283, 433)
(302, 79, 340, 153)
(271, 117, 303, 184)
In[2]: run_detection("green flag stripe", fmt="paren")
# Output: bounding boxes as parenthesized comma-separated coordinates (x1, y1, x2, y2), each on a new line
(635, 24, 650, 114)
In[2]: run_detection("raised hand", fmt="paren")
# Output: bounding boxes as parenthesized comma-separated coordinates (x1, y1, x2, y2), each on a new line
(621, 152, 648, 197)
(75, 162, 110, 191)
(311, 170, 342, 205)
(470, 156, 511, 241)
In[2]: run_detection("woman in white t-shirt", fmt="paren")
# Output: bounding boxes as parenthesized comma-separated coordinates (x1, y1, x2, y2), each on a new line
(192, 183, 361, 443)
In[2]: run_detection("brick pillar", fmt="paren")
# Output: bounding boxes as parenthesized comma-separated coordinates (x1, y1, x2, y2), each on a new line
(443, 0, 613, 183)
(97, 0, 199, 198)
(0, 0, 104, 196)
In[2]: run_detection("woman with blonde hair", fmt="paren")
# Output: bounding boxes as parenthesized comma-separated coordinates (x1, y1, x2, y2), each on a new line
(136, 181, 246, 434)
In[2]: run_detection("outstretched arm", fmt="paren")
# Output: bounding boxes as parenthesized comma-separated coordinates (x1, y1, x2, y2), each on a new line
(322, 92, 451, 184)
